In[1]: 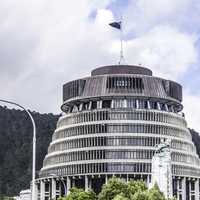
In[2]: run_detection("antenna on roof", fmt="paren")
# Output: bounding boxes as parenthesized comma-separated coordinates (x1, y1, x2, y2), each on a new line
(109, 15, 125, 65)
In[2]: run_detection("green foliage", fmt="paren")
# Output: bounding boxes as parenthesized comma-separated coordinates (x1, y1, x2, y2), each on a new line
(98, 177, 128, 200)
(113, 193, 129, 200)
(0, 106, 59, 196)
(66, 187, 82, 200)
(78, 190, 96, 200)
(98, 177, 150, 200)
(148, 184, 166, 200)
(98, 177, 175, 200)
(61, 187, 96, 200)
(0, 196, 14, 200)
(60, 178, 176, 200)
(131, 191, 149, 200)
(190, 129, 200, 158)
(127, 180, 147, 197)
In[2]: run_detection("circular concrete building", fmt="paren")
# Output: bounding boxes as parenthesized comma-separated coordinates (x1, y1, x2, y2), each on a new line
(36, 65, 200, 200)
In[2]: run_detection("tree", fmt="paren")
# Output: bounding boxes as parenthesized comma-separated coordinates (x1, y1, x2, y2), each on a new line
(59, 187, 96, 200)
(98, 177, 150, 200)
(61, 179, 176, 200)
(78, 190, 96, 200)
(65, 187, 81, 200)
(0, 106, 59, 196)
(98, 177, 128, 200)
(127, 180, 147, 198)
(148, 184, 166, 200)
(131, 191, 149, 200)
(113, 193, 129, 200)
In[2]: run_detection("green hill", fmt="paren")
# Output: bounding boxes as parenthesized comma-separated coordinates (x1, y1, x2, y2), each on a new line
(0, 106, 59, 196)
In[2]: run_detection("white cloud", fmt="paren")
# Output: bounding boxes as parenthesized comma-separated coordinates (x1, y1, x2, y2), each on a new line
(124, 0, 200, 34)
(123, 25, 198, 79)
(0, 0, 200, 133)
(136, 0, 189, 21)
(183, 93, 200, 132)
(0, 1, 117, 113)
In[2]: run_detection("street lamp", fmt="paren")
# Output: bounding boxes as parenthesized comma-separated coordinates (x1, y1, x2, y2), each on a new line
(50, 174, 67, 196)
(0, 99, 36, 200)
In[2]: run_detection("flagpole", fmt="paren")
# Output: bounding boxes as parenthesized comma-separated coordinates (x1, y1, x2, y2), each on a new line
(109, 16, 125, 65)
(119, 15, 124, 65)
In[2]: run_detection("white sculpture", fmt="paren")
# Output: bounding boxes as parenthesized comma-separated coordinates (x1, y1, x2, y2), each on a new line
(151, 139, 173, 199)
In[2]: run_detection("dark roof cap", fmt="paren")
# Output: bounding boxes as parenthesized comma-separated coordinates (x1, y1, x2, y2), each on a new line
(91, 65, 152, 76)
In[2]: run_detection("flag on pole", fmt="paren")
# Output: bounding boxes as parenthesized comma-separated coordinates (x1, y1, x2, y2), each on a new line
(109, 19, 125, 64)
(109, 21, 121, 30)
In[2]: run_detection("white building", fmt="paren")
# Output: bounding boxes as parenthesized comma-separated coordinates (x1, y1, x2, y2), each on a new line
(35, 65, 200, 200)
(19, 189, 31, 200)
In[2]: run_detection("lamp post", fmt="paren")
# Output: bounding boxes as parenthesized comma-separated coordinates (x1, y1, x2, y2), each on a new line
(0, 99, 36, 200)
(50, 174, 67, 196)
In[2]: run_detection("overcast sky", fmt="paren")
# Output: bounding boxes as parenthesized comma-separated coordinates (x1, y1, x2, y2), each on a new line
(0, 0, 200, 131)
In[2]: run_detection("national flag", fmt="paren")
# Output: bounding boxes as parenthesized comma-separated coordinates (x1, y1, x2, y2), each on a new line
(109, 21, 121, 30)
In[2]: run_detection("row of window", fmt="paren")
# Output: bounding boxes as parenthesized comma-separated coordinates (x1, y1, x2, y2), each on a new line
(44, 150, 155, 167)
(172, 153, 199, 165)
(45, 149, 198, 168)
(63, 79, 86, 101)
(40, 162, 152, 177)
(53, 124, 190, 140)
(49, 136, 161, 153)
(40, 163, 200, 178)
(106, 77, 144, 91)
(49, 137, 193, 154)
(172, 165, 200, 177)
(58, 109, 186, 128)
(171, 140, 194, 152)
(63, 99, 180, 114)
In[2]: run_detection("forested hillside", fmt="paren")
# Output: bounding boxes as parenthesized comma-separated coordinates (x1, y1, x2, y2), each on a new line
(0, 105, 200, 197)
(190, 129, 200, 158)
(0, 106, 59, 197)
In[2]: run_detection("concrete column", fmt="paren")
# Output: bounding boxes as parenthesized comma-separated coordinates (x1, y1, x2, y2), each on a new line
(126, 174, 129, 183)
(57, 181, 61, 197)
(35, 183, 39, 200)
(105, 175, 108, 184)
(72, 178, 75, 187)
(40, 181, 45, 200)
(44, 182, 50, 200)
(85, 175, 89, 191)
(136, 100, 139, 109)
(165, 104, 169, 111)
(177, 179, 180, 200)
(147, 175, 151, 188)
(189, 181, 191, 200)
(88, 176, 92, 190)
(182, 177, 186, 200)
(33, 182, 39, 200)
(51, 179, 56, 200)
(67, 177, 71, 195)
(147, 101, 151, 109)
(195, 179, 199, 200)
(157, 102, 161, 110)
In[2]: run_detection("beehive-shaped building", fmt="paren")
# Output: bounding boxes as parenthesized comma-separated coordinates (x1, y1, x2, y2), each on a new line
(36, 65, 200, 200)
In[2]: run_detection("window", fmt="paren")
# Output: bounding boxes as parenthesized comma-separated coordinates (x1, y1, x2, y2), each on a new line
(102, 100, 112, 108)
(106, 76, 144, 92)
(91, 101, 97, 109)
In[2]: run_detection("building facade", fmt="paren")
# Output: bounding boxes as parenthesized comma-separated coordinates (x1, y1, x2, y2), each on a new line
(36, 65, 200, 200)
(16, 189, 31, 200)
